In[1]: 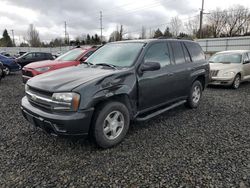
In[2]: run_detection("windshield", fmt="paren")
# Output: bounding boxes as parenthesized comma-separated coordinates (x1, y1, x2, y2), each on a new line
(56, 49, 84, 61)
(86, 42, 144, 67)
(209, 53, 242, 64)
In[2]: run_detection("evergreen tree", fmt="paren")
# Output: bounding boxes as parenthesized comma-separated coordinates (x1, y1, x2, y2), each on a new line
(0, 29, 13, 47)
(163, 27, 172, 38)
(153, 28, 163, 38)
(86, 34, 91, 44)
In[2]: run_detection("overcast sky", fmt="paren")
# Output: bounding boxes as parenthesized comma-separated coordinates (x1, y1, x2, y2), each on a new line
(1, 0, 250, 43)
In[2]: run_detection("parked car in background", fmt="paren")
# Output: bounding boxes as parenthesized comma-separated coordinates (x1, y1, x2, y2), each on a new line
(0, 54, 21, 75)
(21, 39, 209, 148)
(0, 51, 11, 57)
(22, 47, 97, 83)
(0, 62, 5, 81)
(16, 52, 54, 68)
(209, 50, 250, 89)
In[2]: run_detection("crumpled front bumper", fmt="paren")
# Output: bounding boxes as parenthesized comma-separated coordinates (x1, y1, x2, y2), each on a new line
(21, 96, 94, 136)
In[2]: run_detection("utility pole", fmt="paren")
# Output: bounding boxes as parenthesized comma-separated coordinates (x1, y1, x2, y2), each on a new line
(64, 21, 67, 45)
(199, 0, 204, 38)
(11, 29, 15, 46)
(100, 11, 103, 43)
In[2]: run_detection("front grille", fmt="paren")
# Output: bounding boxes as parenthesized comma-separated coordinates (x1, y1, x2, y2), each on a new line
(26, 87, 53, 110)
(22, 70, 33, 77)
(210, 70, 219, 77)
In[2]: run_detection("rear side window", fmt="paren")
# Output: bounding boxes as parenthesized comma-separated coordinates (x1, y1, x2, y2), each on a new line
(185, 42, 205, 61)
(170, 41, 185, 64)
(35, 53, 44, 58)
(182, 43, 191, 62)
(144, 42, 171, 67)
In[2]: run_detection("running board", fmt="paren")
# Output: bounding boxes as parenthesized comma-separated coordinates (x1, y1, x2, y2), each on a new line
(135, 100, 186, 121)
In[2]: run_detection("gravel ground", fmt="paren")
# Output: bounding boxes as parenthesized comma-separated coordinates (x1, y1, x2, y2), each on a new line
(0, 73, 249, 187)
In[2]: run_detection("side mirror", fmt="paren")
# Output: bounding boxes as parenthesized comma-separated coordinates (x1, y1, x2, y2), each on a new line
(140, 62, 161, 73)
(243, 60, 250, 64)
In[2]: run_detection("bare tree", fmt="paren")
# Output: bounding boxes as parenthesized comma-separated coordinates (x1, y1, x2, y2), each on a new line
(170, 16, 183, 37)
(27, 24, 40, 47)
(224, 5, 250, 36)
(206, 8, 227, 37)
(185, 16, 200, 37)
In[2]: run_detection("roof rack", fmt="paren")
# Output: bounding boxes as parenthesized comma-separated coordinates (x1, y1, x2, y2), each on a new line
(157, 36, 194, 41)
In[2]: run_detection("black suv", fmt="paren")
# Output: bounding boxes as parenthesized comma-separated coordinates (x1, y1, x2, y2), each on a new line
(21, 39, 209, 148)
(16, 52, 54, 67)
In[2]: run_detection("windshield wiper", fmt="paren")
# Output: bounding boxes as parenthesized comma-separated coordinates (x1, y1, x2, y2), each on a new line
(82, 61, 93, 66)
(95, 63, 117, 69)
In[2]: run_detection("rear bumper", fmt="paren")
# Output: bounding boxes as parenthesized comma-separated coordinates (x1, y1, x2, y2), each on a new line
(21, 96, 94, 136)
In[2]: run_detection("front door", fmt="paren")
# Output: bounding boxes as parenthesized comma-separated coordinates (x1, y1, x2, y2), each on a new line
(137, 42, 175, 111)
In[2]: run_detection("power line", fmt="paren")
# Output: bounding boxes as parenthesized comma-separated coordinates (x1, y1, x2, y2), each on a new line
(124, 15, 199, 35)
(103, 1, 164, 18)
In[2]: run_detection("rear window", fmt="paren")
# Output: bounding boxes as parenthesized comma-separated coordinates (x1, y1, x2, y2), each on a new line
(170, 41, 185, 64)
(185, 42, 205, 61)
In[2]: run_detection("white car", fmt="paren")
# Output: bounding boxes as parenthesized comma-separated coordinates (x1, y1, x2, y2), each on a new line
(209, 50, 250, 89)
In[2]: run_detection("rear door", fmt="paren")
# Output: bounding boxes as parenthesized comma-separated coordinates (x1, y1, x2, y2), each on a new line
(168, 41, 192, 97)
(138, 42, 175, 111)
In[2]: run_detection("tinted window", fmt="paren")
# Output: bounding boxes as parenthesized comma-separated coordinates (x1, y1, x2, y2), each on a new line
(35, 53, 44, 58)
(144, 42, 170, 67)
(25, 53, 34, 59)
(182, 43, 191, 62)
(171, 42, 185, 64)
(185, 42, 205, 61)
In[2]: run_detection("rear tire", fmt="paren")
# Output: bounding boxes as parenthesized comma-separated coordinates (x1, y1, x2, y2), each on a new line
(232, 74, 241, 89)
(185, 80, 203, 109)
(92, 101, 130, 148)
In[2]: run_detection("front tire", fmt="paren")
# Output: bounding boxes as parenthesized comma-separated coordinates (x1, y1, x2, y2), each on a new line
(186, 80, 203, 109)
(3, 66, 10, 75)
(92, 101, 130, 148)
(232, 74, 241, 89)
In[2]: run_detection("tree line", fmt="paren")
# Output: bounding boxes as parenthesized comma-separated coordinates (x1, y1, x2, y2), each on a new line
(0, 4, 250, 47)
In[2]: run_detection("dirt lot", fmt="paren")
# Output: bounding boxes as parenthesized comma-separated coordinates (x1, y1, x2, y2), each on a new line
(0, 73, 249, 187)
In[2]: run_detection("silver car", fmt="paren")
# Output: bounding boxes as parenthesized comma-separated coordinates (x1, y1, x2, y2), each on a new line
(209, 50, 250, 89)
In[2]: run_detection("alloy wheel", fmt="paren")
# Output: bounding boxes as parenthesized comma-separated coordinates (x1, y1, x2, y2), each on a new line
(103, 110, 125, 140)
(192, 85, 201, 104)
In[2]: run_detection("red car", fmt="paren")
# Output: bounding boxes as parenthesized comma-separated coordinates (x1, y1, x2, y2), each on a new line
(22, 47, 96, 83)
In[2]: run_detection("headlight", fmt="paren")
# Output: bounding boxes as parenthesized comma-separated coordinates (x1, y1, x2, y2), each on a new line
(51, 92, 80, 111)
(34, 67, 51, 72)
(222, 71, 235, 77)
